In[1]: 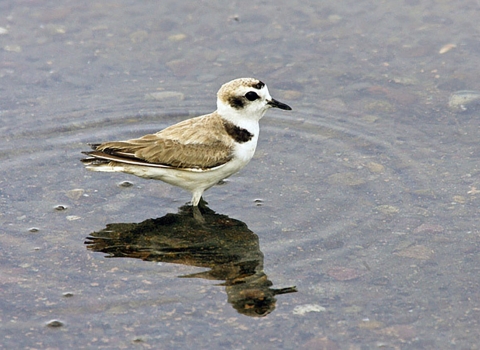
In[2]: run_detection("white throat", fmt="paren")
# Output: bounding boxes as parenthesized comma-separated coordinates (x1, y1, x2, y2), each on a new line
(217, 102, 262, 134)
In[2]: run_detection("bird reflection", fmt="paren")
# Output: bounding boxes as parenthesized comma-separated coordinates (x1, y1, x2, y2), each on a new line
(85, 204, 297, 317)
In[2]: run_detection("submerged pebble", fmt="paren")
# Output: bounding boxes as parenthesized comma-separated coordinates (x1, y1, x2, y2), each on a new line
(327, 172, 366, 186)
(413, 223, 444, 234)
(394, 245, 434, 260)
(144, 91, 184, 101)
(46, 320, 64, 328)
(439, 43, 456, 54)
(448, 90, 480, 112)
(253, 198, 263, 206)
(293, 304, 326, 315)
(376, 205, 400, 215)
(4, 45, 22, 53)
(130, 30, 148, 43)
(65, 188, 84, 200)
(327, 267, 364, 281)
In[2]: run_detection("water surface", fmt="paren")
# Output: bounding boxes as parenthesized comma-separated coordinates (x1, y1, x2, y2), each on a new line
(1, 0, 480, 348)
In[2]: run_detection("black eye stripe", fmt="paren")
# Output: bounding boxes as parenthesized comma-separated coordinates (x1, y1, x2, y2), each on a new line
(228, 96, 244, 109)
(245, 91, 259, 101)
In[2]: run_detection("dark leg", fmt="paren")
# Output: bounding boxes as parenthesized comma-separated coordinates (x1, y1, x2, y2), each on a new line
(198, 196, 209, 210)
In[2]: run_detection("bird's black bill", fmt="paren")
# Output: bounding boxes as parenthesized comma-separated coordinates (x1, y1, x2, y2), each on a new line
(268, 98, 292, 110)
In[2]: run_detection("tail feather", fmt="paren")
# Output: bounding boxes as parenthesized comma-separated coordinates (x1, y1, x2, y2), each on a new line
(80, 154, 111, 166)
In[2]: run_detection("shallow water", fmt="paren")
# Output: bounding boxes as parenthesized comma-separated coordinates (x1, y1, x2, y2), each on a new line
(2, 0, 480, 348)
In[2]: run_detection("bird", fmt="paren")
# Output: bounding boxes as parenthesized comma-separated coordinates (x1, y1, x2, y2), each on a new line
(81, 78, 292, 219)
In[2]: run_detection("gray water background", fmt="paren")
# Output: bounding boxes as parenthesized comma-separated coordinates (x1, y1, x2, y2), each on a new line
(1, 1, 480, 348)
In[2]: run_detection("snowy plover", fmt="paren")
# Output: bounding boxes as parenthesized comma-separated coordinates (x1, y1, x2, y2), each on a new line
(81, 78, 291, 216)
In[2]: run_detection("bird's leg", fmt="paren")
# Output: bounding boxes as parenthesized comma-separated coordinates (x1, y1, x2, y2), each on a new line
(198, 196, 209, 210)
(191, 191, 203, 207)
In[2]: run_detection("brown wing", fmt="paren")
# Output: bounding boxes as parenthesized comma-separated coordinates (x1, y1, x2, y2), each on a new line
(86, 113, 234, 169)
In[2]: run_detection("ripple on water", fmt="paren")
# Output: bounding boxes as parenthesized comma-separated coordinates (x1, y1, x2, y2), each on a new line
(2, 103, 440, 240)
(1, 99, 459, 346)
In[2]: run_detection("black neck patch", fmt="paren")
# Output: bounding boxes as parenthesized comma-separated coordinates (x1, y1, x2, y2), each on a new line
(224, 120, 253, 143)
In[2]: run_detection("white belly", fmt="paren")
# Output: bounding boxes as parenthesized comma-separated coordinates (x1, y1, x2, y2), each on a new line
(86, 136, 259, 194)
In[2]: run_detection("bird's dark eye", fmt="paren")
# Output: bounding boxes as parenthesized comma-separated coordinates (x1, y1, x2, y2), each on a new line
(245, 91, 259, 101)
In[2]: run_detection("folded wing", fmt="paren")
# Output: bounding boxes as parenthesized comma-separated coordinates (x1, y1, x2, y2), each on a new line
(82, 113, 235, 170)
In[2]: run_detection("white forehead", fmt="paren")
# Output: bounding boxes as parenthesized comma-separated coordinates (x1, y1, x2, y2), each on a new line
(217, 78, 271, 101)
(231, 86, 270, 102)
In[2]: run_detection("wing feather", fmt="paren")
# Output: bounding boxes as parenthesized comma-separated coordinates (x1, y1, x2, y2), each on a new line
(86, 113, 234, 169)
